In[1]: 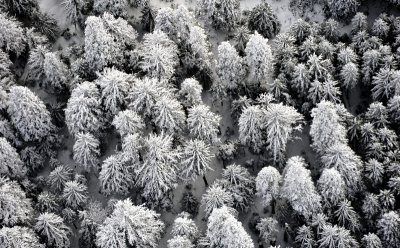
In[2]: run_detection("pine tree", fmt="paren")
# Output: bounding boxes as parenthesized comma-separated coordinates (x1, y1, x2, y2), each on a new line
(93, 0, 128, 17)
(0, 226, 44, 248)
(48, 165, 73, 192)
(248, 2, 280, 38)
(112, 109, 144, 137)
(178, 78, 203, 108)
(325, 0, 360, 19)
(201, 184, 233, 216)
(35, 212, 71, 248)
(281, 156, 321, 218)
(127, 77, 170, 117)
(362, 233, 383, 248)
(171, 212, 199, 241)
(388, 96, 400, 122)
(180, 139, 213, 182)
(153, 95, 186, 134)
(84, 15, 114, 73)
(245, 31, 273, 85)
(256, 166, 281, 207)
(0, 137, 26, 179)
(0, 50, 15, 90)
(310, 101, 347, 154)
(216, 41, 244, 91)
(318, 224, 359, 248)
(96, 199, 164, 248)
(65, 81, 103, 136)
(291, 63, 310, 96)
(96, 67, 131, 114)
(0, 177, 33, 226)
(377, 211, 400, 248)
(238, 105, 265, 152)
(136, 133, 178, 203)
(205, 206, 254, 247)
(99, 153, 133, 195)
(73, 133, 100, 171)
(43, 52, 69, 92)
(365, 102, 389, 128)
(362, 193, 380, 220)
(139, 30, 178, 81)
(121, 133, 141, 163)
(372, 68, 392, 101)
(295, 225, 315, 248)
(7, 86, 53, 142)
(256, 217, 278, 244)
(317, 168, 345, 208)
(26, 45, 48, 82)
(338, 47, 358, 65)
(263, 103, 303, 164)
(187, 104, 221, 144)
(62, 180, 88, 208)
(0, 13, 25, 56)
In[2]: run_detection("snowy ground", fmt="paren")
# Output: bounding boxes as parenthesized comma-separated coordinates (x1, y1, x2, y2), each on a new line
(33, 0, 397, 247)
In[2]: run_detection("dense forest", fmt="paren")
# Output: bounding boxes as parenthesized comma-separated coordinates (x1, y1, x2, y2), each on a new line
(1, 0, 400, 247)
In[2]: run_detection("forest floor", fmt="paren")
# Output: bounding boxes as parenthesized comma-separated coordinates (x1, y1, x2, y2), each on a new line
(33, 0, 400, 247)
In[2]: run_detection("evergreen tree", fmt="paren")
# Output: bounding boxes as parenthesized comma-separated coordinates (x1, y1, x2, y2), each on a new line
(281, 156, 321, 218)
(79, 201, 108, 248)
(153, 95, 186, 134)
(178, 78, 203, 108)
(96, 199, 164, 248)
(340, 62, 359, 89)
(256, 166, 281, 207)
(93, 0, 128, 17)
(26, 45, 48, 82)
(35, 213, 71, 248)
(48, 165, 73, 192)
(187, 104, 221, 144)
(171, 212, 199, 241)
(43, 52, 69, 92)
(0, 137, 26, 179)
(334, 199, 360, 232)
(0, 13, 25, 56)
(201, 184, 233, 216)
(362, 233, 383, 248)
(317, 168, 345, 208)
(256, 217, 278, 244)
(295, 225, 315, 248)
(112, 109, 144, 137)
(184, 25, 213, 74)
(99, 153, 133, 195)
(325, 0, 360, 19)
(318, 224, 359, 248)
(7, 86, 53, 142)
(197, 0, 240, 31)
(364, 159, 384, 186)
(372, 18, 390, 39)
(180, 139, 213, 182)
(248, 2, 280, 38)
(351, 12, 367, 33)
(0, 226, 44, 248)
(238, 105, 265, 152)
(377, 211, 400, 248)
(37, 191, 59, 212)
(0, 50, 15, 90)
(62, 180, 88, 209)
(205, 206, 254, 247)
(73, 133, 100, 171)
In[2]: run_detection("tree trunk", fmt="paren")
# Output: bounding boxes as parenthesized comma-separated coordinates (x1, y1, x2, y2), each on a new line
(202, 175, 209, 186)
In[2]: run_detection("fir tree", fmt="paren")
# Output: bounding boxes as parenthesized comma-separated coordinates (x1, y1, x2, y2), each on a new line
(377, 211, 400, 248)
(99, 153, 133, 195)
(180, 139, 213, 182)
(256, 217, 278, 244)
(153, 95, 186, 134)
(201, 184, 233, 216)
(178, 78, 203, 108)
(0, 226, 44, 248)
(216, 41, 245, 91)
(317, 168, 346, 208)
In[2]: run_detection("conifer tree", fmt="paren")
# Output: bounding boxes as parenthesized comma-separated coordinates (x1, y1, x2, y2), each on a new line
(180, 139, 213, 182)
(63, 180, 88, 209)
(256, 166, 281, 207)
(112, 109, 144, 137)
(248, 2, 280, 38)
(238, 105, 265, 152)
(187, 104, 221, 144)
(178, 78, 203, 108)
(73, 133, 100, 171)
(99, 153, 133, 195)
(0, 13, 26, 56)
(0, 226, 44, 248)
(0, 137, 26, 179)
(35, 213, 71, 248)
(216, 41, 244, 91)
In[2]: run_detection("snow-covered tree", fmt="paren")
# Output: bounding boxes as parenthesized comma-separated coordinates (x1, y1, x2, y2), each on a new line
(205, 206, 253, 247)
(378, 189, 395, 210)
(321, 143, 363, 195)
(0, 226, 44, 248)
(7, 86, 53, 142)
(99, 153, 133, 195)
(388, 96, 400, 122)
(154, 7, 177, 41)
(112, 109, 144, 137)
(256, 166, 281, 207)
(153, 96, 186, 134)
(96, 67, 131, 114)
(37, 191, 59, 212)
(318, 224, 359, 248)
(26, 45, 48, 82)
(139, 30, 178, 80)
(295, 225, 315, 248)
(291, 63, 310, 96)
(93, 0, 128, 17)
(334, 199, 360, 231)
(0, 50, 15, 90)
(365, 102, 388, 128)
(263, 103, 303, 164)
(61, 0, 80, 26)
(73, 133, 100, 171)
(136, 133, 178, 203)
(43, 52, 69, 92)
(245, 31, 273, 85)
(216, 41, 245, 91)
(325, 0, 360, 19)
(256, 217, 278, 244)
(0, 137, 26, 179)
(96, 199, 164, 248)
(377, 211, 400, 248)
(317, 168, 346, 208)
(35, 213, 71, 248)
(372, 18, 390, 39)
(0, 177, 33, 226)
(340, 62, 359, 89)
(121, 133, 141, 163)
(79, 201, 107, 248)
(364, 159, 384, 186)
(362, 193, 380, 220)
(351, 12, 367, 33)
(238, 105, 265, 152)
(248, 2, 280, 38)
(127, 77, 170, 117)
(372, 68, 392, 101)
(178, 78, 203, 107)
(48, 165, 73, 192)
(84, 15, 113, 73)
(310, 101, 347, 154)
(197, 0, 240, 31)
(62, 180, 88, 209)
(201, 184, 234, 216)
(65, 81, 103, 136)
(362, 233, 382, 248)
(171, 212, 199, 241)
(0, 13, 25, 56)
(281, 156, 321, 218)
(187, 104, 221, 144)
(184, 25, 213, 74)
(180, 139, 213, 182)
